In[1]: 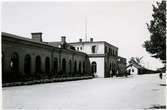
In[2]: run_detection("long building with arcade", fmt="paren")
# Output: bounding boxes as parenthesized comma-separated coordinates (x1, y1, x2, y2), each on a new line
(2, 32, 92, 84)
(2, 32, 126, 85)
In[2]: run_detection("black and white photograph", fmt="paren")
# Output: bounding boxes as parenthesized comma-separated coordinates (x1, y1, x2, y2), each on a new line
(1, 0, 166, 109)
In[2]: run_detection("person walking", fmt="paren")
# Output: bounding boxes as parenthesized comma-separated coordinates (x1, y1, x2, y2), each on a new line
(159, 71, 163, 80)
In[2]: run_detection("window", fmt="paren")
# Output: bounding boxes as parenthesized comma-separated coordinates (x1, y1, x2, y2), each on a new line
(80, 47, 82, 50)
(109, 48, 111, 55)
(105, 46, 107, 53)
(91, 45, 96, 53)
(77, 47, 79, 50)
(116, 51, 118, 56)
(110, 49, 112, 55)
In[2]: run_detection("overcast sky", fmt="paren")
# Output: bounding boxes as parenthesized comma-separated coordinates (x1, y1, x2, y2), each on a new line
(2, 1, 164, 70)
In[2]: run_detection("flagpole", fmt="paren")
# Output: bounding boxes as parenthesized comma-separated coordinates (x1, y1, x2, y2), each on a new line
(85, 16, 87, 41)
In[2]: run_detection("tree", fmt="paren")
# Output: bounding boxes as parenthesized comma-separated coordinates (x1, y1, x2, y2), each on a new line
(129, 57, 143, 66)
(135, 57, 143, 65)
(143, 1, 166, 63)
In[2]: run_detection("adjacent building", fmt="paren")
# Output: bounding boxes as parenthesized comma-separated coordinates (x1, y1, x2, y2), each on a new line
(2, 32, 92, 83)
(117, 56, 127, 76)
(127, 61, 155, 75)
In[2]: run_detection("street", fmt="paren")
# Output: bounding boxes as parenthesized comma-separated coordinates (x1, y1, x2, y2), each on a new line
(3, 74, 166, 110)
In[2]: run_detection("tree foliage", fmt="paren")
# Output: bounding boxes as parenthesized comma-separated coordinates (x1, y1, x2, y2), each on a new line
(129, 57, 143, 66)
(144, 1, 166, 63)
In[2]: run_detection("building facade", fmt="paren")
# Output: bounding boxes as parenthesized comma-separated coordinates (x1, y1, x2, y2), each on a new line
(70, 38, 126, 78)
(2, 32, 92, 83)
(117, 56, 127, 76)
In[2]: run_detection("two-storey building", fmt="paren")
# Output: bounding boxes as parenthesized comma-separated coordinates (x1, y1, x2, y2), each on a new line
(70, 38, 121, 78)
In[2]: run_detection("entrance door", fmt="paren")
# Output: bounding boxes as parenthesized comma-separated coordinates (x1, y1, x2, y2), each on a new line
(91, 61, 97, 77)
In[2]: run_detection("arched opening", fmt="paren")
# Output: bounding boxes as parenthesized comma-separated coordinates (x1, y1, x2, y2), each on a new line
(83, 62, 85, 74)
(53, 57, 58, 74)
(91, 61, 97, 76)
(2, 52, 4, 74)
(112, 63, 115, 76)
(35, 56, 41, 74)
(110, 63, 114, 77)
(105, 61, 107, 74)
(79, 61, 81, 74)
(45, 57, 50, 74)
(62, 58, 66, 74)
(69, 60, 72, 74)
(74, 61, 77, 73)
(110, 63, 112, 70)
(110, 63, 112, 72)
(24, 55, 31, 75)
(10, 52, 19, 74)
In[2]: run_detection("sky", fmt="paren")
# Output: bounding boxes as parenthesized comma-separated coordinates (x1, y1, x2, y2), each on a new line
(1, 1, 164, 70)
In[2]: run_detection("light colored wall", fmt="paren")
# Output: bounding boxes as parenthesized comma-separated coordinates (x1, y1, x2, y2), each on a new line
(127, 66, 138, 75)
(71, 42, 104, 54)
(90, 57, 104, 78)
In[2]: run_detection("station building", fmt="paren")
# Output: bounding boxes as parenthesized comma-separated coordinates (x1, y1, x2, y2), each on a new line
(2, 31, 127, 84)
(69, 38, 127, 78)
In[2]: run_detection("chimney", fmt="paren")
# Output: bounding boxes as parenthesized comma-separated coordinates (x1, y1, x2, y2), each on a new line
(79, 38, 82, 42)
(31, 32, 43, 42)
(90, 38, 93, 42)
(61, 36, 66, 44)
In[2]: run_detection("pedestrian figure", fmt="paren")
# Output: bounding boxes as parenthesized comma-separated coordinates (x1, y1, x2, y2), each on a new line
(159, 72, 163, 79)
(125, 70, 128, 77)
(110, 70, 113, 77)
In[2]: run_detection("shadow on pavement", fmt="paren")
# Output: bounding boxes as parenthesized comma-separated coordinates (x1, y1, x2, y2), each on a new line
(159, 83, 166, 86)
(148, 104, 166, 109)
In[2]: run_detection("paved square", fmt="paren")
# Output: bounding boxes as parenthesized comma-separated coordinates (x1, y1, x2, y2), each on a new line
(3, 74, 166, 110)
